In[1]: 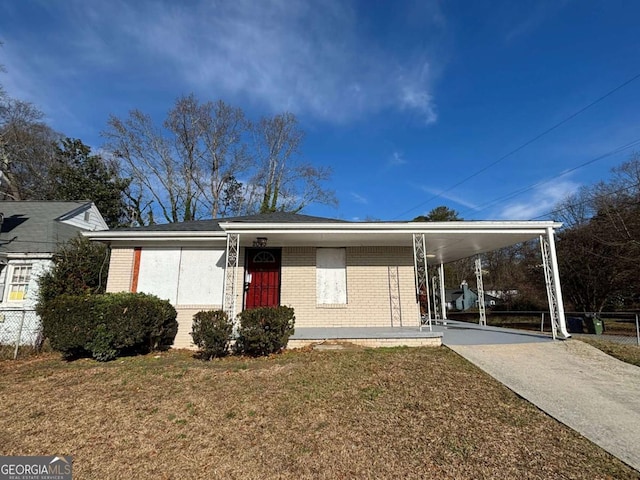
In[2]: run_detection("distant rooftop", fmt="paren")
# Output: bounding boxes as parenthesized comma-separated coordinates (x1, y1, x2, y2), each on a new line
(0, 201, 95, 254)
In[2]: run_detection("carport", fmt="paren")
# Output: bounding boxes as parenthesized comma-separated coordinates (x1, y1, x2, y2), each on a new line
(221, 219, 570, 340)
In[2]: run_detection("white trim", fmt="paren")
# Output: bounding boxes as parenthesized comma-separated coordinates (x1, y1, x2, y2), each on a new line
(83, 231, 227, 241)
(84, 220, 562, 242)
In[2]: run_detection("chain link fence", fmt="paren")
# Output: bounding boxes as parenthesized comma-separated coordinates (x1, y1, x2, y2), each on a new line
(0, 309, 42, 359)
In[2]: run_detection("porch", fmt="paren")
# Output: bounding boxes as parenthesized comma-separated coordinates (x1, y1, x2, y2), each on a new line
(288, 320, 553, 349)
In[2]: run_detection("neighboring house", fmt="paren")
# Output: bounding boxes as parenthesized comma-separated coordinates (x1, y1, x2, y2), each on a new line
(445, 282, 502, 311)
(0, 201, 108, 345)
(86, 212, 571, 348)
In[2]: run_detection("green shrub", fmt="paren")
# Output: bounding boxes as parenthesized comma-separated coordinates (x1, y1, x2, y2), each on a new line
(87, 324, 118, 362)
(234, 306, 295, 356)
(37, 235, 109, 307)
(40, 292, 178, 361)
(191, 310, 233, 359)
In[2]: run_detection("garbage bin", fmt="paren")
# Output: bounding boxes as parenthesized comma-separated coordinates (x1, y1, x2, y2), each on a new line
(584, 314, 604, 335)
(566, 316, 583, 333)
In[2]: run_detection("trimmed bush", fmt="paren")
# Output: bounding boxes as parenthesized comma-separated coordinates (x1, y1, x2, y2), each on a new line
(40, 292, 178, 361)
(234, 306, 295, 356)
(191, 310, 233, 359)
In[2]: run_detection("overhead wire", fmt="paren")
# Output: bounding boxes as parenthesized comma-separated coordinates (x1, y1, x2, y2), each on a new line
(456, 136, 640, 219)
(393, 71, 640, 220)
(529, 180, 640, 222)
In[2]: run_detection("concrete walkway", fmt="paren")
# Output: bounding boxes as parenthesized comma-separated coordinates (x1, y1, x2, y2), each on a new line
(445, 335, 640, 472)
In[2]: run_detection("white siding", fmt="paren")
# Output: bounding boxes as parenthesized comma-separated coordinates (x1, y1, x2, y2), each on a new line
(316, 248, 347, 304)
(0, 258, 53, 309)
(60, 204, 108, 231)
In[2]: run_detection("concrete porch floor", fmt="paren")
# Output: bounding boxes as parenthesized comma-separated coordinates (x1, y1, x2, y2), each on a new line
(289, 326, 443, 348)
(289, 319, 554, 349)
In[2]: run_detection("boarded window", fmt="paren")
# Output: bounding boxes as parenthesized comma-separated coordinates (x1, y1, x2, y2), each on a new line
(316, 248, 347, 304)
(176, 249, 225, 305)
(137, 248, 225, 305)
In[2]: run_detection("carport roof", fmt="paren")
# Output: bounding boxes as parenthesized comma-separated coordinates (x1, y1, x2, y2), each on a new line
(84, 213, 561, 264)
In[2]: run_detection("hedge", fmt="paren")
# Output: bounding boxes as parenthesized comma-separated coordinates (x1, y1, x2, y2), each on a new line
(234, 306, 295, 356)
(191, 310, 233, 359)
(39, 292, 178, 361)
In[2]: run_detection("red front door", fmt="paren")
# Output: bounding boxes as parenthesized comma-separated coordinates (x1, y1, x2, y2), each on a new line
(245, 249, 281, 309)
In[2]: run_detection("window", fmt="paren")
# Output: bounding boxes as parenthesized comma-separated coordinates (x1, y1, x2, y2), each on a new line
(316, 248, 347, 304)
(7, 264, 32, 301)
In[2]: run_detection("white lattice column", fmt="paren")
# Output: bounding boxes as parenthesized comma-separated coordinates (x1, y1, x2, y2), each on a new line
(388, 266, 402, 327)
(413, 233, 432, 331)
(540, 229, 570, 339)
(223, 233, 240, 322)
(475, 257, 487, 326)
(439, 262, 447, 320)
(432, 275, 441, 320)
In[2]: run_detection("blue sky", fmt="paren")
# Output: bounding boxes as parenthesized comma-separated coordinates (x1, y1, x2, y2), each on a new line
(1, 0, 639, 221)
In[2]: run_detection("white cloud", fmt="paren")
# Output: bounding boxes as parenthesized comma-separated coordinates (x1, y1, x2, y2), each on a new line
(419, 186, 480, 211)
(498, 179, 580, 220)
(350, 192, 368, 204)
(13, 0, 443, 125)
(389, 151, 406, 166)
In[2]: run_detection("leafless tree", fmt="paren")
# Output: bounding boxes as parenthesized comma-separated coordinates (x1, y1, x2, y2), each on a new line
(0, 98, 60, 200)
(248, 112, 336, 214)
(104, 100, 337, 224)
(105, 94, 250, 224)
(197, 100, 248, 218)
(104, 108, 194, 224)
(554, 153, 640, 311)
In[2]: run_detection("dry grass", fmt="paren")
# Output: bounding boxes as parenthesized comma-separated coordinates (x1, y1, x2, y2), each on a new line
(579, 338, 640, 367)
(0, 347, 636, 479)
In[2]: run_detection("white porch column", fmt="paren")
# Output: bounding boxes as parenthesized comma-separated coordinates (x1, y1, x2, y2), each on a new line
(223, 233, 240, 321)
(439, 262, 447, 320)
(412, 233, 432, 331)
(474, 256, 487, 326)
(541, 228, 570, 339)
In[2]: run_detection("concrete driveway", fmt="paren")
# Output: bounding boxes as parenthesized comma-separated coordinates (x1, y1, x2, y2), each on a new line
(437, 323, 640, 472)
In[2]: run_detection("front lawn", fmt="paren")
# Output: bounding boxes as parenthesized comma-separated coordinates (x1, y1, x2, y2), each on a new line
(579, 338, 640, 368)
(0, 347, 635, 479)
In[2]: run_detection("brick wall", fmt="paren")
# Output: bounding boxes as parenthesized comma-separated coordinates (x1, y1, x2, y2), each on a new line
(280, 246, 420, 328)
(105, 244, 421, 349)
(106, 247, 134, 293)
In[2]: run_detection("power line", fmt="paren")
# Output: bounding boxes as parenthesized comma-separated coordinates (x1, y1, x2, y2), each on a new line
(530, 180, 640, 222)
(393, 71, 640, 219)
(457, 136, 640, 219)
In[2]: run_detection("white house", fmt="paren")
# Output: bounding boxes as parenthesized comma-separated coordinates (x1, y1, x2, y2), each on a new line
(0, 201, 108, 346)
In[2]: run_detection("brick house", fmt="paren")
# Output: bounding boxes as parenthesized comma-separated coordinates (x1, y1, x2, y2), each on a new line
(85, 212, 570, 348)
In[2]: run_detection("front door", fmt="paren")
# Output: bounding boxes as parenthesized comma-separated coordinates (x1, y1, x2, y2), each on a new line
(244, 248, 281, 309)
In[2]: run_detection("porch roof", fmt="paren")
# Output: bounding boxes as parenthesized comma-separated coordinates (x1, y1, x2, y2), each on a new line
(85, 215, 561, 264)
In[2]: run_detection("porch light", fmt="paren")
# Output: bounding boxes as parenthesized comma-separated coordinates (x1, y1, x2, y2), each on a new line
(253, 237, 268, 247)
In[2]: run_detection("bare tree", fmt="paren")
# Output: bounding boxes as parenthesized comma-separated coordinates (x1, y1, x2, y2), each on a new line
(104, 96, 253, 224)
(104, 108, 193, 224)
(104, 98, 337, 224)
(249, 112, 336, 214)
(0, 98, 60, 200)
(197, 100, 248, 218)
(554, 153, 640, 311)
(553, 185, 596, 228)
